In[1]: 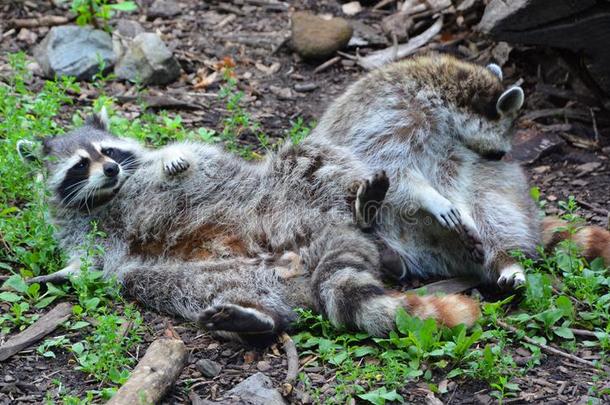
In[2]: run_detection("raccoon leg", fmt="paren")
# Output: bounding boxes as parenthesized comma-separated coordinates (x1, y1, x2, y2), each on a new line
(305, 226, 480, 336)
(119, 258, 295, 346)
(408, 176, 483, 260)
(354, 170, 390, 229)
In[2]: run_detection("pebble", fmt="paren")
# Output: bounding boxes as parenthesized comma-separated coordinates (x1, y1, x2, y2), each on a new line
(196, 358, 222, 378)
(256, 360, 271, 372)
(294, 82, 318, 92)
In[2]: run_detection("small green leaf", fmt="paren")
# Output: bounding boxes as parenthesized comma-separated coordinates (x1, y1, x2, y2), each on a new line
(34, 296, 56, 309)
(3, 274, 28, 293)
(553, 327, 575, 340)
(0, 292, 22, 302)
(109, 2, 138, 12)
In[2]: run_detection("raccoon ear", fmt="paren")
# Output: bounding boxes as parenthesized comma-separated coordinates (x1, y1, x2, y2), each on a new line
(17, 139, 43, 163)
(496, 86, 524, 116)
(486, 63, 503, 81)
(85, 106, 109, 131)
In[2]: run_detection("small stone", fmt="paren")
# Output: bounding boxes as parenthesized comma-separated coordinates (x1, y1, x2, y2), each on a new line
(4, 374, 15, 382)
(256, 360, 271, 372)
(17, 28, 37, 45)
(34, 25, 115, 81)
(269, 85, 294, 100)
(576, 161, 602, 174)
(196, 358, 222, 378)
(291, 12, 353, 60)
(294, 82, 318, 92)
(342, 1, 362, 16)
(225, 373, 286, 405)
(221, 349, 233, 357)
(115, 19, 145, 39)
(148, 0, 182, 18)
(114, 32, 181, 85)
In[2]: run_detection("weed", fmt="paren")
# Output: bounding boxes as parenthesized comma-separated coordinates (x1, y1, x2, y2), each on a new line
(70, 0, 137, 30)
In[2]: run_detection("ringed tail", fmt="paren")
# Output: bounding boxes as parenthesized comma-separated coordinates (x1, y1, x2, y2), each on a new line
(542, 216, 610, 265)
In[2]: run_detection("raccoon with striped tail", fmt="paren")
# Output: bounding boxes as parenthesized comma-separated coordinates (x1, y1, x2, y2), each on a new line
(18, 109, 480, 346)
(309, 53, 610, 288)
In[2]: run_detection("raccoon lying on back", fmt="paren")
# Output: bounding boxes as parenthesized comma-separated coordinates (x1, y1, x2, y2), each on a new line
(310, 53, 610, 287)
(20, 110, 479, 345)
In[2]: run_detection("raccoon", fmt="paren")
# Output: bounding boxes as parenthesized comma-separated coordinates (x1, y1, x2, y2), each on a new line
(309, 53, 542, 287)
(19, 110, 480, 346)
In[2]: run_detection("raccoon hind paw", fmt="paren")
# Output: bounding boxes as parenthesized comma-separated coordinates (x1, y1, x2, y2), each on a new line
(355, 170, 390, 228)
(198, 304, 276, 334)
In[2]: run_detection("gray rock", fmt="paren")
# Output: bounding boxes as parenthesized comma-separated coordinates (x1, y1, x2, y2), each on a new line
(148, 0, 182, 18)
(224, 373, 286, 405)
(195, 358, 222, 378)
(114, 32, 181, 85)
(115, 19, 145, 39)
(34, 25, 115, 81)
(291, 12, 353, 60)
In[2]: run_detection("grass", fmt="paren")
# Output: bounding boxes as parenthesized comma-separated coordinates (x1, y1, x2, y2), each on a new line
(0, 51, 608, 403)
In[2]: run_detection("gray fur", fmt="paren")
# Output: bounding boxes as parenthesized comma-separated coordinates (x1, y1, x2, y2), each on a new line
(308, 54, 540, 286)
(34, 118, 471, 344)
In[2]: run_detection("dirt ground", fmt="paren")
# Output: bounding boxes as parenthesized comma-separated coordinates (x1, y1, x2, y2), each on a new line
(1, 0, 609, 404)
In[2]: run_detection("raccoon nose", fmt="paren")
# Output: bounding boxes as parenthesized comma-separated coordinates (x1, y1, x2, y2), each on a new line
(103, 162, 119, 177)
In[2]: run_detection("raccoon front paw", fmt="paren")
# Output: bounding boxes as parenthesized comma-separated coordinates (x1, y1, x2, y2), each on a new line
(163, 155, 190, 176)
(198, 304, 275, 333)
(428, 199, 462, 230)
(355, 170, 390, 228)
(497, 264, 526, 289)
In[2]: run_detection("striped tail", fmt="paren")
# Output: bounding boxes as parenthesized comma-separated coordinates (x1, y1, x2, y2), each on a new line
(404, 293, 481, 328)
(542, 216, 610, 265)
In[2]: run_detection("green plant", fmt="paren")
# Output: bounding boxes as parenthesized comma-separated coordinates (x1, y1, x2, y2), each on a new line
(70, 0, 137, 29)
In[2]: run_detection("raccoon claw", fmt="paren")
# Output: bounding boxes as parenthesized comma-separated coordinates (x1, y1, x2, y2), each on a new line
(458, 222, 485, 264)
(355, 170, 390, 228)
(163, 157, 190, 176)
(497, 265, 526, 289)
(198, 304, 275, 333)
(430, 201, 462, 230)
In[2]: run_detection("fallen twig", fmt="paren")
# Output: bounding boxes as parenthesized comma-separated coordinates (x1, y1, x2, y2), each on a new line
(570, 328, 599, 339)
(0, 302, 72, 362)
(106, 338, 188, 405)
(357, 17, 443, 70)
(280, 332, 299, 384)
(314, 55, 341, 74)
(12, 15, 74, 28)
(497, 320, 609, 372)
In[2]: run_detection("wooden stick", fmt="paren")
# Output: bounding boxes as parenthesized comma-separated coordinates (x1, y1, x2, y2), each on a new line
(570, 328, 598, 338)
(279, 332, 299, 383)
(12, 15, 73, 28)
(357, 17, 443, 70)
(0, 302, 72, 362)
(496, 320, 609, 372)
(106, 338, 188, 405)
(314, 56, 341, 74)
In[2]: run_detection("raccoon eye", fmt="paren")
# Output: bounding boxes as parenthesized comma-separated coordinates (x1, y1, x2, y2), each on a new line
(101, 147, 115, 158)
(74, 159, 89, 170)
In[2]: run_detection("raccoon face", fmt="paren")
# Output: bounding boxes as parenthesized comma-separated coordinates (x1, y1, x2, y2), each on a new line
(32, 110, 143, 210)
(455, 64, 524, 161)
